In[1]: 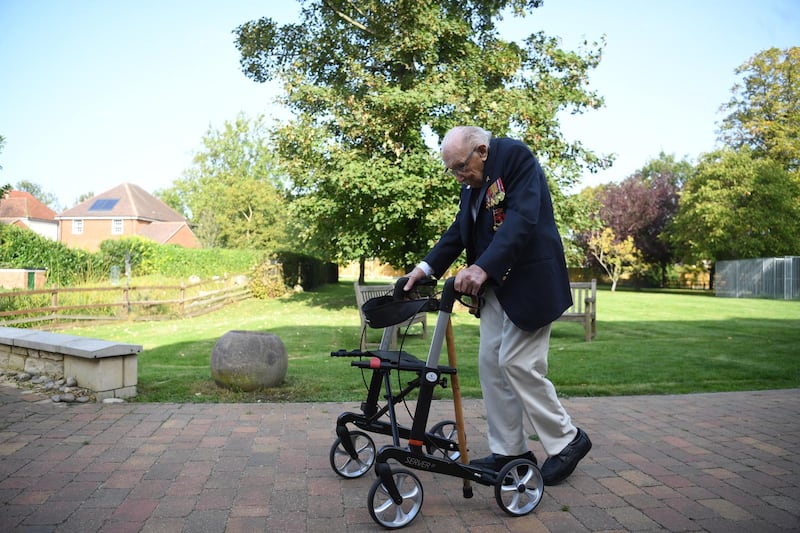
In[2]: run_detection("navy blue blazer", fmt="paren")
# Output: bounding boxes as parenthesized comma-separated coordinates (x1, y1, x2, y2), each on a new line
(423, 137, 573, 331)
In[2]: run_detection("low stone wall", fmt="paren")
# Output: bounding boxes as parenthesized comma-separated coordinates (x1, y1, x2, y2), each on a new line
(0, 327, 141, 400)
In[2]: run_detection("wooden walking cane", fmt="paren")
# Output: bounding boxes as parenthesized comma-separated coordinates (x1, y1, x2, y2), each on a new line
(445, 317, 473, 498)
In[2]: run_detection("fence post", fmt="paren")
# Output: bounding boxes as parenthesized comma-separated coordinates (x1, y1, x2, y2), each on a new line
(123, 287, 129, 318)
(180, 283, 185, 315)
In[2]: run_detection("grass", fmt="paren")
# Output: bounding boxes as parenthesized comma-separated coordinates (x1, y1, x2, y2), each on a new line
(57, 280, 800, 403)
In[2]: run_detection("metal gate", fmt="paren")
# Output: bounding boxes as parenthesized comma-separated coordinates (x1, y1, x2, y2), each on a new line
(715, 256, 799, 300)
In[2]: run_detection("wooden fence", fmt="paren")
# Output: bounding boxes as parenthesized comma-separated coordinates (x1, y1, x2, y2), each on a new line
(0, 276, 252, 328)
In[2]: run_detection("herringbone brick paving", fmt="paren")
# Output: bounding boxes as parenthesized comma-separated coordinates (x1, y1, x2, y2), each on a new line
(1, 384, 798, 532)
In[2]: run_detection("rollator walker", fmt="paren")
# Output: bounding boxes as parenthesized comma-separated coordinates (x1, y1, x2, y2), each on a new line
(330, 277, 544, 529)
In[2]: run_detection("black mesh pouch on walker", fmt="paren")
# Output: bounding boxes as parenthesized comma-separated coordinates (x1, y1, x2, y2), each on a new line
(362, 295, 431, 329)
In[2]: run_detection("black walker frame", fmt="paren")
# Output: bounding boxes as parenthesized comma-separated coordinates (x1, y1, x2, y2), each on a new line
(329, 278, 461, 479)
(331, 277, 544, 529)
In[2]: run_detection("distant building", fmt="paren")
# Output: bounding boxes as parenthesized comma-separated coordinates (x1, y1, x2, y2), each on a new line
(56, 183, 201, 251)
(0, 190, 59, 240)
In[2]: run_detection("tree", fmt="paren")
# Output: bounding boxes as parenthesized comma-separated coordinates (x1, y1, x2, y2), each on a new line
(234, 1, 609, 276)
(638, 151, 694, 190)
(669, 148, 800, 265)
(162, 114, 289, 250)
(597, 153, 687, 286)
(14, 180, 60, 211)
(564, 184, 603, 268)
(587, 227, 642, 292)
(718, 47, 800, 171)
(571, 153, 688, 286)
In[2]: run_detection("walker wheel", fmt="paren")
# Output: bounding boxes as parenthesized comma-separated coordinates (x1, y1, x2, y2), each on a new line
(495, 458, 544, 516)
(428, 420, 461, 461)
(329, 430, 376, 478)
(368, 469, 424, 529)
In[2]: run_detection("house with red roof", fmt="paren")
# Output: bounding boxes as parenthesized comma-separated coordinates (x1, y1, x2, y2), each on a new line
(56, 183, 201, 251)
(0, 190, 59, 240)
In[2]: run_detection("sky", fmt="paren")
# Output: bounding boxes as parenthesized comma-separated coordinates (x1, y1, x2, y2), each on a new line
(1, 0, 798, 211)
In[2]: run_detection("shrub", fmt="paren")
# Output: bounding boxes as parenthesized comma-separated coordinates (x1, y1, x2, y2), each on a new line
(98, 237, 158, 276)
(92, 237, 264, 280)
(1, 224, 331, 291)
(274, 251, 330, 290)
(249, 260, 288, 299)
(162, 247, 262, 278)
(0, 224, 101, 286)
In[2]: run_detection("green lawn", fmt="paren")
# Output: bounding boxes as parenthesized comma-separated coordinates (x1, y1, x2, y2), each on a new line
(58, 281, 800, 402)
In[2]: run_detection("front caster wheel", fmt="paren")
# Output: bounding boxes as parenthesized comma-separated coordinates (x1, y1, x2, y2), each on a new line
(368, 469, 424, 529)
(329, 430, 375, 478)
(495, 458, 544, 516)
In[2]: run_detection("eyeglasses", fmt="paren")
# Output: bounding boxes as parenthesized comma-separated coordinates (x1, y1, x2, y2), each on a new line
(446, 148, 477, 176)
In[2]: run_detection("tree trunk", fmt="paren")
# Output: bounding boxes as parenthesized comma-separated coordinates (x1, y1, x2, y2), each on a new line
(358, 256, 366, 285)
(708, 262, 715, 291)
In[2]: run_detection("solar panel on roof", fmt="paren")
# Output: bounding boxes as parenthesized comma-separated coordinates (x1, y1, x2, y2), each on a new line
(88, 198, 119, 211)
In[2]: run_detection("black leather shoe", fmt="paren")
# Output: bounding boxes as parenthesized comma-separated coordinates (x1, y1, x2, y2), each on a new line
(541, 428, 591, 485)
(469, 451, 537, 471)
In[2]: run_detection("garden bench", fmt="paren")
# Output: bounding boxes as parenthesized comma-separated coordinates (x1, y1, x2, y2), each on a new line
(558, 280, 597, 341)
(0, 327, 141, 400)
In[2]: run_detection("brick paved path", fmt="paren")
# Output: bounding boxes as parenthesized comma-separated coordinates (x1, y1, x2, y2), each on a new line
(1, 385, 798, 532)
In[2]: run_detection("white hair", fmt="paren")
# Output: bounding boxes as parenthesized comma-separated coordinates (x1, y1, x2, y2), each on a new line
(441, 126, 492, 154)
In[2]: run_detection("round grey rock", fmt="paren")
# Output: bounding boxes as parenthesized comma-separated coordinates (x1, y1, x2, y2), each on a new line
(210, 330, 288, 391)
(60, 393, 76, 403)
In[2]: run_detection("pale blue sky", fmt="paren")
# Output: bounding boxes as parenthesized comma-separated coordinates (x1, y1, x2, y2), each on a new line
(1, 0, 798, 210)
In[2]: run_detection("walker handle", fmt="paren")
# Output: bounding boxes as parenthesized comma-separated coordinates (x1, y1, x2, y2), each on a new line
(438, 277, 457, 313)
(392, 276, 436, 300)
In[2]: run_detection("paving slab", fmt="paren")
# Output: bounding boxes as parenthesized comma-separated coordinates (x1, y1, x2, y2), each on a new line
(1, 384, 798, 532)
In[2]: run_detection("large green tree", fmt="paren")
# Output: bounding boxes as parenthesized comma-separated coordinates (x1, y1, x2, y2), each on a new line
(669, 148, 800, 264)
(668, 46, 800, 278)
(235, 0, 609, 274)
(718, 47, 800, 171)
(160, 114, 289, 250)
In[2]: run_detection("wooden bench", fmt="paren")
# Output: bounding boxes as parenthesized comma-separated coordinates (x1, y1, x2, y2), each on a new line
(558, 280, 597, 341)
(354, 282, 427, 350)
(0, 327, 141, 400)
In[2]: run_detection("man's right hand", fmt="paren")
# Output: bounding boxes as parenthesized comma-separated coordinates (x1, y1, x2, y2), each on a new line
(403, 267, 428, 292)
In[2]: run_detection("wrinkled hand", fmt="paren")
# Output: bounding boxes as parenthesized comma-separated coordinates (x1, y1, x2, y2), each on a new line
(455, 265, 488, 297)
(403, 267, 428, 292)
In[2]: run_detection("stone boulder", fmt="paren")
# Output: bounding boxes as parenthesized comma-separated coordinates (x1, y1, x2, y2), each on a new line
(210, 330, 288, 391)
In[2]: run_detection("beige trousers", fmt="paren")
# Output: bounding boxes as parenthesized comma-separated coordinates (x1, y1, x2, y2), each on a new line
(478, 289, 577, 457)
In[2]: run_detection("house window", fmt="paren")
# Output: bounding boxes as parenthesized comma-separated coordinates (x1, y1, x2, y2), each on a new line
(72, 220, 83, 235)
(112, 219, 123, 235)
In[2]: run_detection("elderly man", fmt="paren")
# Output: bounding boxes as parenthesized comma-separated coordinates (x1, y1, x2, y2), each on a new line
(404, 125, 591, 485)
